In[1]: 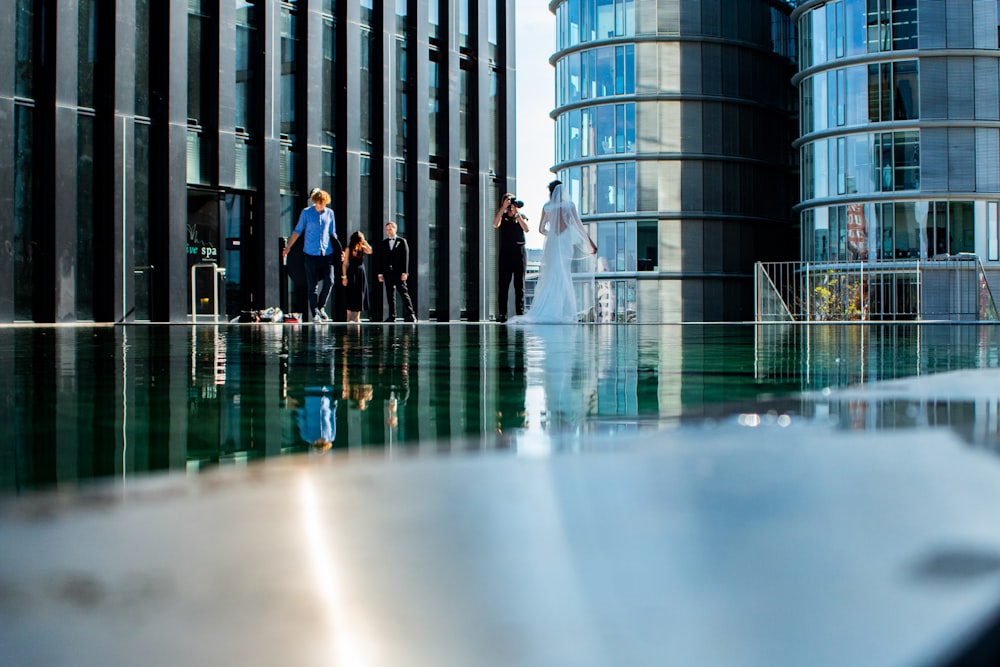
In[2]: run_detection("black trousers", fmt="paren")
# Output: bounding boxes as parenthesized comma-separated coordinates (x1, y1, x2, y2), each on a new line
(498, 244, 526, 318)
(384, 273, 415, 320)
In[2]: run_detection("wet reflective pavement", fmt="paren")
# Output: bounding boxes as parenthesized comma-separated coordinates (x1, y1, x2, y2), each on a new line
(4, 323, 1000, 665)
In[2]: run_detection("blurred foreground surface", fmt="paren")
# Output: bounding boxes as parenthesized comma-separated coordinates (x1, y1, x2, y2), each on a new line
(4, 323, 1000, 665)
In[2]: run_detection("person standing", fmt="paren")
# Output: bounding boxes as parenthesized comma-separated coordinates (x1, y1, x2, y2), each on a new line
(342, 231, 373, 323)
(282, 188, 344, 322)
(493, 193, 529, 323)
(507, 180, 597, 324)
(377, 221, 416, 322)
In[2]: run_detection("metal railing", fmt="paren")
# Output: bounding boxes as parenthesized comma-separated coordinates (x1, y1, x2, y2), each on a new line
(755, 255, 999, 322)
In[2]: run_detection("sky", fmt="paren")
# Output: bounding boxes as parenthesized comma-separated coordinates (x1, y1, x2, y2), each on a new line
(514, 1, 556, 248)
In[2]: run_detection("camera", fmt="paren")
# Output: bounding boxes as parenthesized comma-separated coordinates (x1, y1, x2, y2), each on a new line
(508, 196, 525, 209)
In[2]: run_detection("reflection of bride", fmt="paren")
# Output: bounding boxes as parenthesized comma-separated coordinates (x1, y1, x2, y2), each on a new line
(509, 181, 597, 324)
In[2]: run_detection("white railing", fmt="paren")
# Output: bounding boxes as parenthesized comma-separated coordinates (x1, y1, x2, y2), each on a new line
(755, 255, 999, 322)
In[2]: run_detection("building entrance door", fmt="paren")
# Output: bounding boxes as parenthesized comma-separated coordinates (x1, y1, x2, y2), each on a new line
(187, 190, 255, 320)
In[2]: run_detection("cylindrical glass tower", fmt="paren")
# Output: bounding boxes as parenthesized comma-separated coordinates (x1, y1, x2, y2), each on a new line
(793, 0, 1000, 276)
(549, 0, 798, 321)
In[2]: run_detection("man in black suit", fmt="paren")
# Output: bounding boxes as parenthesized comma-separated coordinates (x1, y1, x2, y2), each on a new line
(377, 221, 416, 322)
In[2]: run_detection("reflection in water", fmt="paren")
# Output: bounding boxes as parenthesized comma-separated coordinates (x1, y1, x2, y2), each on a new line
(4, 323, 1000, 492)
(516, 325, 599, 455)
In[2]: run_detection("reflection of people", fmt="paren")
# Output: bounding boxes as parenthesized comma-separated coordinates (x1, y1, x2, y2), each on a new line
(533, 325, 597, 436)
(508, 180, 597, 324)
(282, 189, 344, 323)
(341, 329, 374, 410)
(342, 231, 373, 323)
(493, 193, 529, 323)
(377, 221, 416, 322)
(298, 386, 337, 450)
(495, 326, 527, 438)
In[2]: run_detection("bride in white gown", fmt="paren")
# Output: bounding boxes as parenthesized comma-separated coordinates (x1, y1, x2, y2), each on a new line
(508, 181, 597, 324)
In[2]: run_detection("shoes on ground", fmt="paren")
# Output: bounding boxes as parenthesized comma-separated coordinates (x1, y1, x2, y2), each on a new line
(318, 308, 331, 322)
(497, 315, 507, 323)
(384, 316, 396, 322)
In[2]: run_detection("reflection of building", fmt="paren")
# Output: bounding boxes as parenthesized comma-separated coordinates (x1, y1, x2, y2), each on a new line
(549, 0, 798, 322)
(2, 1, 514, 323)
(794, 2, 1000, 295)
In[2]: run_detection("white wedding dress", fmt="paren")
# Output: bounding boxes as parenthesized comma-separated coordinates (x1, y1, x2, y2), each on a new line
(508, 185, 597, 324)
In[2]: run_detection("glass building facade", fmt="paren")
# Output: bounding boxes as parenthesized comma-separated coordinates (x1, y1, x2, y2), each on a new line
(549, 0, 799, 321)
(793, 0, 1000, 280)
(0, 0, 515, 323)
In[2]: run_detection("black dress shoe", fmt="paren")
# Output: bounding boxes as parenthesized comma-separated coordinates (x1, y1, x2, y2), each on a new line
(497, 315, 507, 323)
(404, 317, 416, 323)
(384, 316, 396, 322)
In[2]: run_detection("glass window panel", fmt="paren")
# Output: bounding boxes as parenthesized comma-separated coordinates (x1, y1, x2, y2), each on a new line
(280, 8, 298, 140)
(990, 201, 999, 261)
(135, 0, 150, 116)
(595, 47, 614, 97)
(429, 0, 439, 40)
(616, 163, 626, 213)
(843, 65, 866, 126)
(894, 202, 920, 258)
(625, 162, 636, 212)
(595, 222, 616, 273)
(14, 105, 34, 320)
(78, 0, 98, 109)
(894, 130, 919, 191)
(236, 7, 258, 133)
(625, 45, 635, 94)
(836, 69, 846, 125)
(893, 60, 919, 120)
(845, 0, 867, 57)
(77, 114, 95, 320)
(800, 11, 813, 69)
(837, 136, 846, 194)
(396, 38, 407, 158)
(596, 105, 615, 155)
(569, 52, 581, 103)
(580, 165, 592, 214)
(826, 2, 837, 61)
(802, 76, 814, 134)
(15, 0, 34, 99)
(880, 63, 891, 122)
(835, 0, 846, 58)
(812, 6, 827, 65)
(596, 0, 614, 39)
(569, 109, 582, 160)
(458, 0, 469, 48)
(636, 220, 656, 271)
(878, 132, 893, 191)
(892, 0, 917, 50)
(582, 0, 595, 42)
(460, 66, 469, 162)
(429, 59, 439, 156)
(813, 69, 828, 132)
(615, 45, 625, 95)
(615, 104, 625, 153)
(596, 163, 616, 213)
(360, 27, 373, 151)
(616, 221, 626, 270)
(321, 16, 336, 145)
(581, 108, 593, 157)
(868, 63, 880, 122)
(949, 202, 975, 254)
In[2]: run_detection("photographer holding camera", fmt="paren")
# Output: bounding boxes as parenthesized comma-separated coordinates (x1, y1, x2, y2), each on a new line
(492, 193, 530, 323)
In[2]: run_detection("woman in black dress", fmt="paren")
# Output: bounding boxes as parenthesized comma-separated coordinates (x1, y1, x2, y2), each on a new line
(342, 231, 373, 322)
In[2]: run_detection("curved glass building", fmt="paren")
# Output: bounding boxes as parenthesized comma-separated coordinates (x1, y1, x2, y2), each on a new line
(549, 0, 798, 321)
(793, 1, 1000, 274)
